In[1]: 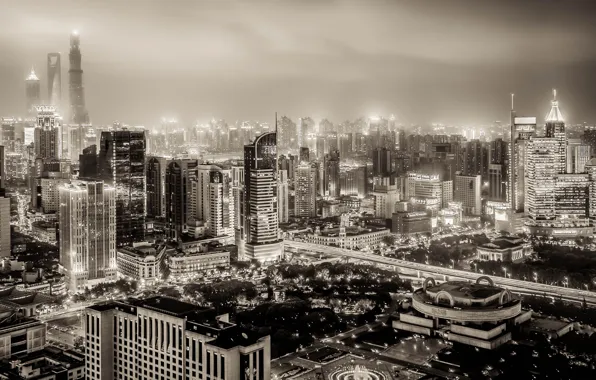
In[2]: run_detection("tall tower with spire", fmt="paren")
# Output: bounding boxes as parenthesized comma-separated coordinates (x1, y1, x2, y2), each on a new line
(25, 68, 41, 116)
(68, 30, 89, 124)
(545, 89, 565, 137)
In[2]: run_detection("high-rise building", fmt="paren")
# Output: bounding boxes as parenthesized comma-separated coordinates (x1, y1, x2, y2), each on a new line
(454, 174, 482, 216)
(405, 172, 452, 209)
(509, 114, 537, 212)
(34, 105, 61, 160)
(165, 159, 198, 240)
(84, 296, 271, 380)
(488, 164, 506, 201)
(231, 164, 244, 230)
(463, 139, 489, 180)
(566, 139, 591, 174)
(47, 53, 61, 109)
(372, 178, 400, 219)
(68, 31, 89, 124)
(79, 144, 98, 178)
(208, 169, 234, 237)
(238, 132, 282, 262)
(323, 150, 340, 198)
(146, 156, 168, 219)
(0, 191, 9, 258)
(278, 169, 289, 223)
(0, 145, 4, 190)
(373, 147, 392, 177)
(294, 162, 317, 218)
(98, 130, 146, 247)
(59, 180, 117, 292)
(339, 166, 367, 198)
(25, 69, 41, 116)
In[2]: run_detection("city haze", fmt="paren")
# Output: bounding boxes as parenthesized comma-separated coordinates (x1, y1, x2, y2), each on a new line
(1, 0, 596, 126)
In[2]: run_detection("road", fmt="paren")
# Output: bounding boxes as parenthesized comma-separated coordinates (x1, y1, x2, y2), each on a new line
(285, 240, 596, 305)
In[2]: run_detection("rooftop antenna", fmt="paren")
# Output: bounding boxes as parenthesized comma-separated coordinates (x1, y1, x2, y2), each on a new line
(511, 93, 514, 112)
(553, 88, 557, 101)
(275, 112, 278, 134)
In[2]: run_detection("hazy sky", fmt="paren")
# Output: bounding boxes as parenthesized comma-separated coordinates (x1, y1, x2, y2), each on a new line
(1, 0, 596, 127)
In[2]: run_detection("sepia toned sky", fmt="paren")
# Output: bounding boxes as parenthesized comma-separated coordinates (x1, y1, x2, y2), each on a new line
(1, 0, 595, 127)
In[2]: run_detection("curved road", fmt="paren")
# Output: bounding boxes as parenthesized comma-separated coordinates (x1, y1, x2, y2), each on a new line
(285, 240, 596, 305)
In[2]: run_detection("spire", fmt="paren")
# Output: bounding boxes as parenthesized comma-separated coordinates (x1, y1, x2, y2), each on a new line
(546, 88, 564, 123)
(26, 68, 39, 81)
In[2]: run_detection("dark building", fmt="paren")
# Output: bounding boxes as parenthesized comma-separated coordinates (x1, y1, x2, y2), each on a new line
(373, 147, 392, 177)
(78, 144, 97, 178)
(299, 147, 309, 163)
(392, 210, 431, 235)
(463, 139, 489, 180)
(165, 159, 198, 241)
(581, 127, 596, 158)
(98, 130, 146, 246)
(324, 150, 340, 198)
(68, 31, 89, 124)
(146, 156, 167, 219)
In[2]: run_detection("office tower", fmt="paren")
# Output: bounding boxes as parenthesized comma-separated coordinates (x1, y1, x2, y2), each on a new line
(238, 132, 282, 262)
(146, 156, 167, 219)
(323, 150, 340, 198)
(231, 164, 244, 229)
(373, 147, 392, 177)
(566, 139, 590, 173)
(545, 89, 565, 137)
(208, 169, 234, 237)
(165, 159, 198, 240)
(84, 296, 271, 380)
(277, 116, 296, 150)
(585, 160, 596, 224)
(278, 169, 289, 223)
(68, 31, 89, 124)
(526, 137, 566, 224)
(339, 166, 367, 198)
(488, 164, 506, 201)
(405, 172, 452, 210)
(581, 126, 596, 157)
(41, 175, 69, 213)
(509, 114, 537, 212)
(98, 130, 146, 247)
(25, 69, 41, 116)
(47, 53, 61, 108)
(79, 144, 98, 178)
(34, 105, 61, 160)
(59, 180, 117, 292)
(454, 174, 482, 215)
(463, 139, 489, 180)
(372, 178, 400, 219)
(490, 138, 508, 165)
(294, 162, 317, 217)
(0, 192, 9, 258)
(0, 146, 4, 189)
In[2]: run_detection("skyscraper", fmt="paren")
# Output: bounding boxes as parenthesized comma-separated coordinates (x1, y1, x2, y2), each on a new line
(294, 162, 317, 218)
(454, 174, 482, 216)
(59, 180, 117, 292)
(509, 111, 537, 213)
(47, 53, 61, 109)
(25, 69, 40, 116)
(373, 147, 392, 177)
(238, 132, 282, 262)
(0, 146, 4, 190)
(33, 105, 61, 160)
(278, 169, 289, 223)
(323, 150, 340, 198)
(165, 159, 198, 240)
(98, 130, 146, 247)
(208, 169, 234, 237)
(68, 31, 89, 124)
(146, 156, 167, 219)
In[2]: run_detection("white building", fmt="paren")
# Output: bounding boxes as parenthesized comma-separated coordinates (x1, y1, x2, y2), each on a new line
(117, 243, 167, 285)
(454, 174, 482, 216)
(84, 296, 271, 380)
(278, 169, 289, 223)
(294, 163, 317, 218)
(372, 182, 400, 219)
(59, 180, 117, 292)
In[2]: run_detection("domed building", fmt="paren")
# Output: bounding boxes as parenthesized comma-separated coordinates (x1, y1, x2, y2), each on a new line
(394, 277, 531, 349)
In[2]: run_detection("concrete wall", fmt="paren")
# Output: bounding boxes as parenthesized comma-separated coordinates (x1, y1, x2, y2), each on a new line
(399, 313, 435, 328)
(393, 321, 432, 336)
(450, 323, 505, 340)
(448, 331, 511, 350)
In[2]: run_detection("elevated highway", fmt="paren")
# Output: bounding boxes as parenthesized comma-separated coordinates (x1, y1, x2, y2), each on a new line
(285, 240, 596, 305)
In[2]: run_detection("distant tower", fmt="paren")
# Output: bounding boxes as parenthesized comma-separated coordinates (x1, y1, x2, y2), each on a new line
(68, 31, 89, 124)
(47, 53, 61, 108)
(545, 89, 565, 137)
(25, 68, 41, 116)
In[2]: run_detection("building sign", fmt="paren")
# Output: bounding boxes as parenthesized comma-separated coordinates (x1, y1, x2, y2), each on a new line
(34, 105, 57, 113)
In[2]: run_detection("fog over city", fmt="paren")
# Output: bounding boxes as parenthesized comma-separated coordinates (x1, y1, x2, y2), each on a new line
(2, 0, 596, 126)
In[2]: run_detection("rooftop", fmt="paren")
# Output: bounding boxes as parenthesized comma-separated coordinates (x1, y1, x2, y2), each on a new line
(137, 296, 204, 317)
(207, 327, 267, 349)
(480, 237, 525, 250)
(426, 281, 503, 300)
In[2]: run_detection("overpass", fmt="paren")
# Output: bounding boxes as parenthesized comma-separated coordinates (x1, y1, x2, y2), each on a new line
(285, 240, 596, 305)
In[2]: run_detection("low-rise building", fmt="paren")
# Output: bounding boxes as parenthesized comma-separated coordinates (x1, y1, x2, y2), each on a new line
(298, 225, 390, 250)
(394, 277, 531, 350)
(168, 237, 231, 280)
(0, 347, 85, 380)
(476, 236, 532, 262)
(117, 243, 167, 285)
(0, 313, 46, 359)
(391, 211, 431, 235)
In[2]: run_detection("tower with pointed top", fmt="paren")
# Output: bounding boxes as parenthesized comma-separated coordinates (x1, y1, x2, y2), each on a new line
(25, 68, 41, 116)
(68, 30, 89, 124)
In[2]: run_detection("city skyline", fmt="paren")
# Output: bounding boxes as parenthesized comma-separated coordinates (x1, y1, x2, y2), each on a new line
(1, 0, 596, 127)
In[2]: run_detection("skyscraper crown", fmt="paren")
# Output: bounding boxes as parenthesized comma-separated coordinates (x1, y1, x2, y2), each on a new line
(545, 89, 564, 123)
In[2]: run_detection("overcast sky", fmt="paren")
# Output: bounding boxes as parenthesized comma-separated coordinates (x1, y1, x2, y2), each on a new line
(1, 0, 595, 127)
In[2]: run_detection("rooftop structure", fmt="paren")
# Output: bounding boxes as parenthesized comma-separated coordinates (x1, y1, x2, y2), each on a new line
(476, 236, 532, 262)
(394, 277, 531, 349)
